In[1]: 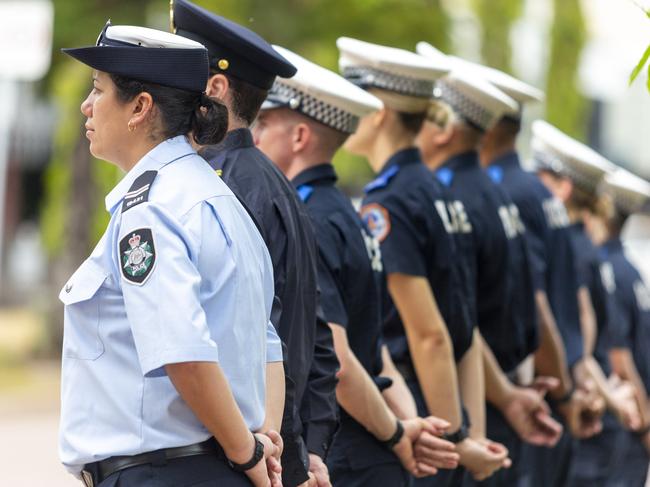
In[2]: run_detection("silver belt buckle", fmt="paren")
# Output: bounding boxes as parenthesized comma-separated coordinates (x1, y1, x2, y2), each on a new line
(81, 470, 94, 487)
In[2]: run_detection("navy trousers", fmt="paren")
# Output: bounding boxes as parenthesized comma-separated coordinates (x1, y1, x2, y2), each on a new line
(97, 454, 252, 487)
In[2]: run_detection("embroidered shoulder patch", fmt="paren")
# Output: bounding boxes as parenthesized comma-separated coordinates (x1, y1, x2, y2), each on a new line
(119, 228, 156, 285)
(360, 203, 391, 242)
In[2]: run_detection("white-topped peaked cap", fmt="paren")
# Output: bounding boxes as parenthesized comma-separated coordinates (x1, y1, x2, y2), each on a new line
(531, 120, 615, 193)
(417, 41, 544, 115)
(602, 168, 650, 215)
(99, 24, 206, 49)
(337, 37, 450, 99)
(262, 45, 383, 134)
(415, 41, 517, 131)
(62, 21, 209, 93)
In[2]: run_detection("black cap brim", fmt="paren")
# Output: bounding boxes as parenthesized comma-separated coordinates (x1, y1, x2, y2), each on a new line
(62, 45, 209, 93)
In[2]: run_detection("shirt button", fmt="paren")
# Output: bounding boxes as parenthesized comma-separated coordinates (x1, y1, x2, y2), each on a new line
(65, 283, 73, 293)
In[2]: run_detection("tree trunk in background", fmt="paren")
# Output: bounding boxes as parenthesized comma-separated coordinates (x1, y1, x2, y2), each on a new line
(546, 0, 589, 140)
(474, 0, 523, 73)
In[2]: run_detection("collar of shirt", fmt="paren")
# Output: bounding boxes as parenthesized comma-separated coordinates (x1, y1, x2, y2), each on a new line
(440, 150, 480, 172)
(200, 128, 254, 161)
(491, 151, 520, 171)
(378, 147, 422, 174)
(601, 237, 623, 257)
(292, 163, 337, 189)
(104, 135, 196, 214)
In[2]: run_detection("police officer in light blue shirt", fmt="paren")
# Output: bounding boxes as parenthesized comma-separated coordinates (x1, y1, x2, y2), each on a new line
(59, 22, 283, 487)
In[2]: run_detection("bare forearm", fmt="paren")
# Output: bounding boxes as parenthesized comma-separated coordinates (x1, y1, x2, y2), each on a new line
(262, 361, 285, 432)
(577, 287, 597, 357)
(166, 361, 255, 463)
(534, 291, 572, 397)
(336, 350, 397, 440)
(388, 274, 462, 428)
(459, 329, 485, 438)
(408, 331, 462, 428)
(481, 334, 515, 411)
(380, 345, 419, 419)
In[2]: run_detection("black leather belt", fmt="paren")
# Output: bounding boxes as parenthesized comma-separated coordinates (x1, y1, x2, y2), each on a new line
(81, 438, 222, 486)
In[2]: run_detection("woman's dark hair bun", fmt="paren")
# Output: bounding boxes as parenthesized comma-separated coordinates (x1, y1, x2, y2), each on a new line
(191, 95, 229, 146)
(110, 74, 229, 146)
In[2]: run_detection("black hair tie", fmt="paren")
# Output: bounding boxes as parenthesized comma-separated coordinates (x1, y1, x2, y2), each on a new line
(196, 92, 211, 108)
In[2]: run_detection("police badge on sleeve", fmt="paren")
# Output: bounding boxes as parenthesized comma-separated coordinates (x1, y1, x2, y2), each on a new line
(119, 228, 156, 285)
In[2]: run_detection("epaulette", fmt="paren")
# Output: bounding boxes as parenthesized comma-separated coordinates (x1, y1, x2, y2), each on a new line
(435, 167, 454, 187)
(296, 184, 314, 203)
(122, 170, 158, 213)
(363, 165, 400, 194)
(487, 165, 504, 184)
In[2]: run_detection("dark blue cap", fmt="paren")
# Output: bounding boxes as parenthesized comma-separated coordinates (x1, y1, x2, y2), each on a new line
(62, 21, 209, 93)
(171, 0, 297, 90)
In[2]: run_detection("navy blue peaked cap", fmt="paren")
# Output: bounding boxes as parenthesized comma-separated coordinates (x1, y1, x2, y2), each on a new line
(171, 0, 297, 90)
(62, 22, 209, 93)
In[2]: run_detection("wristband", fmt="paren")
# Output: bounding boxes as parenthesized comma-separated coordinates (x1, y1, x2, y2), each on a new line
(228, 434, 264, 472)
(552, 385, 575, 405)
(382, 420, 404, 450)
(442, 424, 469, 444)
(635, 425, 650, 437)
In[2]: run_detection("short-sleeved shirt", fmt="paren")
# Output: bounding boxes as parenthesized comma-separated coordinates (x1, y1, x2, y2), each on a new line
(360, 148, 473, 368)
(567, 223, 616, 375)
(491, 152, 583, 368)
(293, 163, 400, 469)
(200, 129, 338, 479)
(59, 136, 279, 474)
(601, 238, 650, 390)
(437, 151, 537, 373)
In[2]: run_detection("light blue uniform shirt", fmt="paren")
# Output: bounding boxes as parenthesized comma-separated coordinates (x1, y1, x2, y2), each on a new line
(59, 136, 282, 474)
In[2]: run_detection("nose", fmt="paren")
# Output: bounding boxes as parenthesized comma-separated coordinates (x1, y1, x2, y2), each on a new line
(80, 94, 92, 118)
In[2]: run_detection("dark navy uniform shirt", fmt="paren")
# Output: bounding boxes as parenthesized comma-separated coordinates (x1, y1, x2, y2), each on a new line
(491, 152, 583, 368)
(601, 238, 650, 390)
(293, 163, 400, 471)
(438, 151, 537, 373)
(360, 148, 473, 370)
(567, 223, 615, 375)
(200, 129, 338, 483)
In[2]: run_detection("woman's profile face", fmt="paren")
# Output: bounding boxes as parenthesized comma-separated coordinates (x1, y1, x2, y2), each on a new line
(80, 71, 132, 164)
(343, 112, 375, 157)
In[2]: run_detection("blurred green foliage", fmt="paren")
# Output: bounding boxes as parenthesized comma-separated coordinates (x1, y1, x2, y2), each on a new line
(545, 0, 588, 140)
(629, 6, 650, 92)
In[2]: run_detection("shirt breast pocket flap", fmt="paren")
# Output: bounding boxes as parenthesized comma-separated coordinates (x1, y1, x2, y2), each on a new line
(60, 260, 109, 360)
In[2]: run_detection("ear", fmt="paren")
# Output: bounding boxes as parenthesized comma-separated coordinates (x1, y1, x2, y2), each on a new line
(128, 92, 154, 128)
(206, 73, 229, 100)
(559, 177, 574, 203)
(291, 123, 311, 154)
(432, 122, 454, 146)
(371, 108, 387, 128)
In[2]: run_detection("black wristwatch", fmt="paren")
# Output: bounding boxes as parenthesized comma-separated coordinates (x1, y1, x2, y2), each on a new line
(382, 420, 405, 450)
(228, 434, 264, 472)
(442, 424, 469, 444)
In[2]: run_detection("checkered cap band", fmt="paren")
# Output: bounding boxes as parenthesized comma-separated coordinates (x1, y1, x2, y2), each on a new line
(532, 149, 601, 194)
(266, 81, 359, 134)
(342, 66, 434, 98)
(435, 80, 495, 131)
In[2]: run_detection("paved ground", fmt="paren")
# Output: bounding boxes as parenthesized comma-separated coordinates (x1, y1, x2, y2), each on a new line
(0, 362, 75, 486)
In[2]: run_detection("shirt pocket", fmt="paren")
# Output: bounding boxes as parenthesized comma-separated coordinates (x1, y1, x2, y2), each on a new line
(59, 259, 110, 360)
